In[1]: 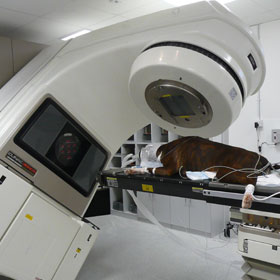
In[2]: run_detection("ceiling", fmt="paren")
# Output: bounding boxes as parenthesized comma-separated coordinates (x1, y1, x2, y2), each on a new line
(0, 0, 280, 45)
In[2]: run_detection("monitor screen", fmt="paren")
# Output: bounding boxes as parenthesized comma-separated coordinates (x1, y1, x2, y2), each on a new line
(14, 98, 108, 197)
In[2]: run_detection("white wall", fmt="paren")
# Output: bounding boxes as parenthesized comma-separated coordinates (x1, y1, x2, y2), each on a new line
(0, 37, 45, 88)
(229, 21, 280, 163)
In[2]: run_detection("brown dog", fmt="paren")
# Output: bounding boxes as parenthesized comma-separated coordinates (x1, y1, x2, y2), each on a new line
(127, 136, 271, 185)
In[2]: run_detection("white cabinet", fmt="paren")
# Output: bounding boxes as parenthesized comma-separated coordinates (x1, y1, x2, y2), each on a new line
(138, 193, 225, 236)
(189, 200, 211, 233)
(170, 197, 225, 236)
(0, 164, 32, 239)
(0, 193, 80, 280)
(170, 197, 190, 228)
(189, 200, 225, 236)
(152, 194, 171, 224)
(137, 193, 171, 224)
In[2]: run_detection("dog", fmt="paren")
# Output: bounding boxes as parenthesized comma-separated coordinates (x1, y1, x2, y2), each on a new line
(126, 136, 272, 185)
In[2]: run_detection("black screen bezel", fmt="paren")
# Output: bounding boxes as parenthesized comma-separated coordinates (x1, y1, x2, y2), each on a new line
(14, 98, 108, 197)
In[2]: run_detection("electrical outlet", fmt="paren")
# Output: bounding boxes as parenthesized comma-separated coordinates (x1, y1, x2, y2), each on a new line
(272, 129, 280, 144)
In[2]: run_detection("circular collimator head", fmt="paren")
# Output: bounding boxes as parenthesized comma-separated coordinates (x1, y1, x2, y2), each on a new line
(145, 79, 213, 128)
(129, 44, 243, 137)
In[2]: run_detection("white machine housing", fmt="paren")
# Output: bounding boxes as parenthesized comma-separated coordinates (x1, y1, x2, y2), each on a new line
(0, 0, 265, 217)
(0, 1, 265, 279)
(129, 2, 265, 136)
(0, 164, 98, 280)
(238, 208, 280, 280)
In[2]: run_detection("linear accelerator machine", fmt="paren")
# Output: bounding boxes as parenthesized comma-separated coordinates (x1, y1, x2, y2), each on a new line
(0, 1, 268, 280)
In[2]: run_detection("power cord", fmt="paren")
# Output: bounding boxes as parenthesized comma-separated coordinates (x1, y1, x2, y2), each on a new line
(252, 191, 280, 201)
(254, 121, 261, 152)
(254, 121, 276, 152)
(224, 222, 239, 238)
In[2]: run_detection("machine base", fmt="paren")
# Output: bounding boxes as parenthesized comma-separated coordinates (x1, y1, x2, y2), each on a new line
(242, 257, 280, 280)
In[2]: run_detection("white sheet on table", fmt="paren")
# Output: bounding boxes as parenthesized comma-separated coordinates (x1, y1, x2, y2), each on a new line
(186, 171, 216, 180)
(256, 172, 280, 187)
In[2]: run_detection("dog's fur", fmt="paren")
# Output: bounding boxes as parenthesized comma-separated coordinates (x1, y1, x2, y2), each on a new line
(127, 136, 271, 185)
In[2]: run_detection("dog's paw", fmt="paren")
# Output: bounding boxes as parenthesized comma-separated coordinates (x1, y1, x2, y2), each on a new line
(124, 167, 148, 175)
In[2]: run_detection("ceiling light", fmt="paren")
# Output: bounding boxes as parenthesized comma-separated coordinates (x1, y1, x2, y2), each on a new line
(61, 30, 91, 41)
(164, 0, 234, 7)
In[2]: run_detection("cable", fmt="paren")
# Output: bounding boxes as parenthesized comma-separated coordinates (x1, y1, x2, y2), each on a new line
(201, 162, 270, 182)
(256, 125, 261, 152)
(242, 183, 280, 204)
(254, 124, 276, 152)
(254, 153, 260, 169)
(254, 121, 262, 152)
(260, 142, 276, 152)
(180, 163, 270, 182)
(252, 191, 280, 201)
(247, 161, 271, 178)
(183, 164, 268, 182)
(216, 167, 264, 182)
